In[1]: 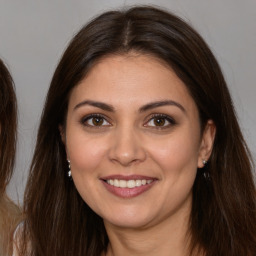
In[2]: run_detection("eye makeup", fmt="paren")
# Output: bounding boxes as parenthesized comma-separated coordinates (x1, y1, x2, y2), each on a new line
(80, 113, 111, 128)
(79, 111, 177, 132)
(144, 114, 177, 129)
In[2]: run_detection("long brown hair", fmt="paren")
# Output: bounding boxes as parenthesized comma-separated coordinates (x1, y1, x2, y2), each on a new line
(0, 59, 17, 193)
(0, 58, 20, 256)
(22, 6, 256, 256)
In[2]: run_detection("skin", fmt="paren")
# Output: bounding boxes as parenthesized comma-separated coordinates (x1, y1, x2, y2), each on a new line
(62, 53, 215, 256)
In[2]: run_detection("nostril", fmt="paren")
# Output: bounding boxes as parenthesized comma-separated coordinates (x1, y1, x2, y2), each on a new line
(108, 132, 147, 165)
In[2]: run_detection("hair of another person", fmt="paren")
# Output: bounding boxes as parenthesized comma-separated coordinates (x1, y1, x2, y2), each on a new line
(0, 58, 20, 256)
(21, 6, 256, 256)
(0, 59, 17, 193)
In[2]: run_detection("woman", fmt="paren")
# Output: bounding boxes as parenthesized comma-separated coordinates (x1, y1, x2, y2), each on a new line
(20, 6, 256, 256)
(0, 59, 20, 256)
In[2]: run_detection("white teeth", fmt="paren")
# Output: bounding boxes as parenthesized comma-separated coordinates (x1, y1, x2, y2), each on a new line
(119, 180, 126, 188)
(106, 179, 153, 188)
(135, 180, 142, 187)
(114, 179, 119, 187)
(127, 180, 135, 188)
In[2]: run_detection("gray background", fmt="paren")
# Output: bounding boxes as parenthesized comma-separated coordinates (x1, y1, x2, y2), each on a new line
(0, 0, 255, 203)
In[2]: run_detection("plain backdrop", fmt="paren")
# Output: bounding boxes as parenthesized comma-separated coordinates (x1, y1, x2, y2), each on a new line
(0, 0, 255, 203)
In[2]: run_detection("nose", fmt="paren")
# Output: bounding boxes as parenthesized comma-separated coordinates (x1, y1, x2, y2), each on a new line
(108, 126, 146, 166)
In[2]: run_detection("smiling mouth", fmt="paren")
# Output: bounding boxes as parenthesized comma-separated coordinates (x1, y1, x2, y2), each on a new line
(105, 179, 153, 188)
(101, 175, 157, 198)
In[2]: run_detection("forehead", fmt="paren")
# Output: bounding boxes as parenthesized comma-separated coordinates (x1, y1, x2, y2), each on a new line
(68, 53, 198, 114)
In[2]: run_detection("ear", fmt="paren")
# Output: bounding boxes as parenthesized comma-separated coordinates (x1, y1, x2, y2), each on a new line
(197, 120, 216, 168)
(58, 125, 66, 144)
(59, 125, 70, 160)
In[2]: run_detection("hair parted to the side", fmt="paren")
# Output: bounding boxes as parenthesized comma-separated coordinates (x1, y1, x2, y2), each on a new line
(21, 6, 256, 256)
(0, 58, 20, 256)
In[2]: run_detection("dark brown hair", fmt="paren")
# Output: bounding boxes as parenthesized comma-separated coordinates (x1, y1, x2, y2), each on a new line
(0, 58, 20, 256)
(22, 6, 256, 256)
(0, 59, 17, 193)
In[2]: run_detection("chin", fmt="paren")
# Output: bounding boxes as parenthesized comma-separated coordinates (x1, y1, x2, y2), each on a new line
(102, 210, 156, 230)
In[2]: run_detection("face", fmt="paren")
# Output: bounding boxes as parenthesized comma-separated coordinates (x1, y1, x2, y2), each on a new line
(63, 54, 215, 230)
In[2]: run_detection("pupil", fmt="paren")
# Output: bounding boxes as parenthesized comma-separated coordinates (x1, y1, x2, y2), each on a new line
(92, 117, 103, 126)
(154, 118, 165, 126)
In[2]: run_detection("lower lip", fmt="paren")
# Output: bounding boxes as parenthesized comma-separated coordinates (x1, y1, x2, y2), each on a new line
(101, 180, 156, 198)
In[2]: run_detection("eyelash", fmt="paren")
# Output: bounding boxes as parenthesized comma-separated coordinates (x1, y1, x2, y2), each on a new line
(144, 114, 176, 129)
(80, 113, 176, 129)
(80, 114, 111, 128)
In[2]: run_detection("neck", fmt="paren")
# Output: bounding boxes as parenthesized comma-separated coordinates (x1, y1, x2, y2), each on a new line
(104, 203, 192, 256)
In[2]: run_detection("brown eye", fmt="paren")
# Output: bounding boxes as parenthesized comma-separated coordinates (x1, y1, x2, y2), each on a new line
(146, 114, 176, 128)
(82, 115, 110, 127)
(92, 117, 104, 126)
(153, 117, 166, 126)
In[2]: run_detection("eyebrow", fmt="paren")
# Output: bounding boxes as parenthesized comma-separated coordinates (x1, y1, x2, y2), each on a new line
(139, 100, 186, 113)
(74, 99, 185, 113)
(74, 100, 115, 112)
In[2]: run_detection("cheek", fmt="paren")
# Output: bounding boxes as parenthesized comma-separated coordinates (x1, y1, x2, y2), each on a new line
(66, 134, 108, 176)
(148, 131, 199, 208)
(147, 129, 200, 177)
(66, 135, 109, 207)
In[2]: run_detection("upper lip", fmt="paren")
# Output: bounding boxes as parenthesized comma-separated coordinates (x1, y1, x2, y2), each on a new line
(101, 175, 157, 181)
